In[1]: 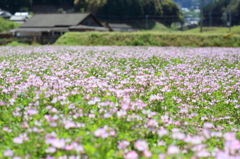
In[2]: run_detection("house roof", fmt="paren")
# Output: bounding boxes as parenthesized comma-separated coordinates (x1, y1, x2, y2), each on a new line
(10, 16, 28, 21)
(69, 25, 109, 31)
(10, 27, 69, 33)
(14, 12, 29, 16)
(20, 13, 96, 28)
(0, 11, 12, 18)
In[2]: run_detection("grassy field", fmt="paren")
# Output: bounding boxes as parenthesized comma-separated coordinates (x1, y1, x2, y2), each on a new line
(184, 26, 240, 34)
(55, 31, 240, 47)
(0, 46, 239, 158)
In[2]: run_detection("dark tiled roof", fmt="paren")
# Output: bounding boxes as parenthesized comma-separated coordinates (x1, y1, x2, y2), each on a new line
(69, 25, 109, 31)
(10, 27, 69, 32)
(20, 13, 90, 28)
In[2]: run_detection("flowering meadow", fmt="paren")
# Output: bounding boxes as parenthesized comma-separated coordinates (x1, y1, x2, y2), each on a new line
(0, 46, 239, 159)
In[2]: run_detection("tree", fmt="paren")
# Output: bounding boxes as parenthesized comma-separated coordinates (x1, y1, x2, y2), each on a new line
(222, 0, 240, 26)
(142, 0, 162, 16)
(74, 0, 106, 13)
(98, 0, 144, 16)
(0, 0, 74, 13)
(0, 0, 32, 13)
(78, 0, 183, 26)
(161, 0, 184, 26)
(203, 0, 240, 26)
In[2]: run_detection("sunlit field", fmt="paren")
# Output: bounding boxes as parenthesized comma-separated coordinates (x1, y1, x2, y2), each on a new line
(0, 46, 239, 159)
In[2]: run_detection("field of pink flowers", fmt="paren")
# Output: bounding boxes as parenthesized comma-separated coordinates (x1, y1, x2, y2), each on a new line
(0, 46, 239, 159)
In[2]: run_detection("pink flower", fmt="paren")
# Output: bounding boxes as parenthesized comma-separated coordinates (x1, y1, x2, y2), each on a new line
(117, 140, 130, 150)
(167, 146, 180, 154)
(27, 109, 38, 115)
(121, 103, 130, 110)
(224, 140, 240, 154)
(215, 151, 229, 159)
(203, 122, 214, 129)
(65, 144, 74, 151)
(13, 137, 23, 144)
(3, 127, 12, 132)
(157, 129, 168, 137)
(0, 101, 6, 106)
(109, 130, 116, 137)
(64, 121, 75, 129)
(196, 150, 210, 157)
(83, 71, 89, 74)
(172, 132, 185, 140)
(174, 121, 181, 126)
(143, 149, 152, 158)
(45, 155, 54, 159)
(134, 140, 148, 151)
(47, 138, 65, 149)
(189, 136, 203, 145)
(158, 154, 166, 159)
(124, 151, 138, 159)
(224, 132, 235, 141)
(4, 149, 14, 157)
(147, 119, 158, 127)
(45, 147, 56, 153)
(88, 113, 96, 118)
(94, 127, 108, 138)
(74, 145, 85, 153)
(117, 110, 127, 117)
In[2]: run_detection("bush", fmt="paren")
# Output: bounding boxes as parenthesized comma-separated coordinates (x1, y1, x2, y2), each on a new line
(0, 17, 21, 33)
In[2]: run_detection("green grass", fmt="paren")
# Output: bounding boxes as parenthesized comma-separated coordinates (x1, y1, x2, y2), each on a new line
(5, 41, 29, 46)
(142, 21, 171, 32)
(184, 26, 240, 34)
(0, 39, 41, 46)
(0, 17, 21, 33)
(54, 31, 240, 47)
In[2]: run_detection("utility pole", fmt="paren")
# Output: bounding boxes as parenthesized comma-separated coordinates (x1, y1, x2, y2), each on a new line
(146, 15, 149, 30)
(229, 0, 232, 32)
(200, 0, 204, 33)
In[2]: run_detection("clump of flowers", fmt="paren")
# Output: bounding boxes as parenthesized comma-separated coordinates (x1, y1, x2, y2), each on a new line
(0, 46, 239, 158)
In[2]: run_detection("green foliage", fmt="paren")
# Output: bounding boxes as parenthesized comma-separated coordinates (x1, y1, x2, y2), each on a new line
(0, 17, 21, 33)
(203, 0, 240, 26)
(75, 0, 183, 26)
(161, 0, 184, 25)
(1, 0, 183, 26)
(184, 26, 240, 34)
(0, 0, 74, 13)
(32, 0, 74, 5)
(5, 41, 29, 46)
(74, 0, 106, 14)
(222, 0, 240, 26)
(0, 0, 32, 13)
(99, 0, 144, 16)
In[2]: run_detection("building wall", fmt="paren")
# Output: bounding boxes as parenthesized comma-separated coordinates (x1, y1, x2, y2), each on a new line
(80, 15, 101, 27)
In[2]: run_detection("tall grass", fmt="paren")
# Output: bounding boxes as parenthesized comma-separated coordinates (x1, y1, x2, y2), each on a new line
(55, 32, 240, 47)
